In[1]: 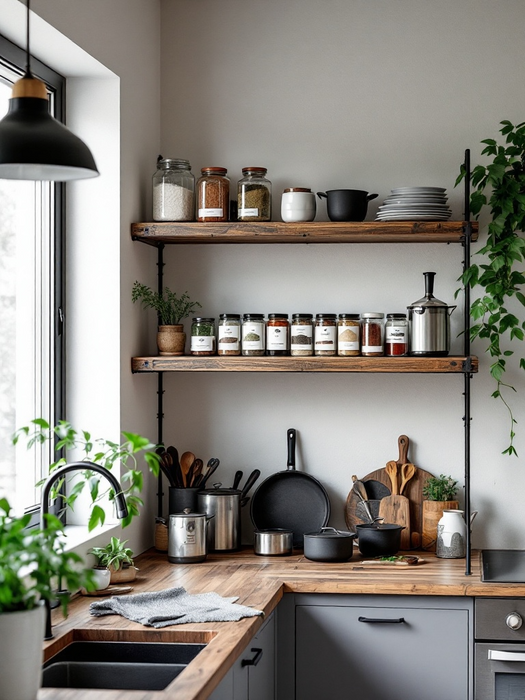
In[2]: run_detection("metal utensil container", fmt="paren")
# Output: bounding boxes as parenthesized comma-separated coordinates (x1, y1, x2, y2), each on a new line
(198, 484, 241, 552)
(168, 509, 210, 564)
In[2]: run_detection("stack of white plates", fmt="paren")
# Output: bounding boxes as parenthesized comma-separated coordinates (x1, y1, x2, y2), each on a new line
(375, 187, 451, 221)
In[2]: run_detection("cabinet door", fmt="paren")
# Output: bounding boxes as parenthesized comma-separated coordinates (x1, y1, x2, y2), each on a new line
(296, 604, 469, 700)
(245, 612, 275, 700)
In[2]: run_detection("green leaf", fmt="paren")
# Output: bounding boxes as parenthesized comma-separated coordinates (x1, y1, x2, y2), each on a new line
(88, 505, 106, 532)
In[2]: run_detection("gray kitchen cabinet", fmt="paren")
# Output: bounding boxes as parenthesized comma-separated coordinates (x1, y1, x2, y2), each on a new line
(278, 593, 473, 700)
(209, 611, 275, 700)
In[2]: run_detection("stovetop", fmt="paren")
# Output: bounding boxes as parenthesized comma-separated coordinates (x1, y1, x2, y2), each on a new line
(481, 549, 525, 583)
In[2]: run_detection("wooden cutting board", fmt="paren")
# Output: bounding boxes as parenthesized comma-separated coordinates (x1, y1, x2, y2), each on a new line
(378, 461, 411, 549)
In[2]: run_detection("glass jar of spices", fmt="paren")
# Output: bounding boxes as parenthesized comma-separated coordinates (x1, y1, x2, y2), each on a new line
(218, 314, 241, 356)
(291, 314, 313, 356)
(314, 314, 337, 356)
(361, 312, 384, 356)
(190, 317, 216, 355)
(237, 167, 272, 221)
(152, 157, 195, 222)
(337, 314, 360, 356)
(266, 314, 289, 356)
(242, 314, 266, 356)
(385, 313, 408, 356)
(197, 167, 230, 222)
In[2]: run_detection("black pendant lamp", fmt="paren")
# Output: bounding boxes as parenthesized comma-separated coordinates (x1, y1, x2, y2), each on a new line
(0, 0, 99, 181)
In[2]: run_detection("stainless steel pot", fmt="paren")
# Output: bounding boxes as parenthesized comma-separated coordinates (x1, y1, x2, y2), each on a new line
(198, 485, 241, 552)
(254, 529, 293, 556)
(408, 271, 456, 356)
(168, 509, 213, 564)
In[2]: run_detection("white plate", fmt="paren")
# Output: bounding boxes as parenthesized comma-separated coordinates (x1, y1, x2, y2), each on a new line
(383, 197, 448, 204)
(390, 187, 446, 194)
(375, 213, 451, 221)
(379, 204, 451, 210)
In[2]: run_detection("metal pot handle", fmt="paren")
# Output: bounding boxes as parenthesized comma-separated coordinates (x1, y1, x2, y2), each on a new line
(316, 192, 327, 199)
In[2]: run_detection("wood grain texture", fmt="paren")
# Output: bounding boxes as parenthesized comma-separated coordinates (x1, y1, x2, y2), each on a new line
(131, 355, 479, 373)
(131, 220, 479, 245)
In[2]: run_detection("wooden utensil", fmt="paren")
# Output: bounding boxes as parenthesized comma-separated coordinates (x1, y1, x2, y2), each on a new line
(379, 460, 411, 550)
(180, 451, 195, 487)
(352, 475, 374, 523)
(399, 463, 416, 495)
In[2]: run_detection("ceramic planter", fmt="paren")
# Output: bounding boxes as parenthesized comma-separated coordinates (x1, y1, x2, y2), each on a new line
(422, 500, 459, 551)
(109, 563, 138, 584)
(0, 604, 45, 700)
(92, 566, 111, 590)
(157, 324, 185, 355)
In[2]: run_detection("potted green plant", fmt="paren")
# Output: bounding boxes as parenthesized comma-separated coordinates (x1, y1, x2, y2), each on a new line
(132, 281, 201, 355)
(0, 497, 94, 700)
(456, 119, 525, 455)
(13, 418, 160, 532)
(422, 474, 459, 552)
(88, 536, 137, 584)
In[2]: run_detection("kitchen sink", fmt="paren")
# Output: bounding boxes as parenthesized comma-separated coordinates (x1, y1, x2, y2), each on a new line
(42, 640, 206, 691)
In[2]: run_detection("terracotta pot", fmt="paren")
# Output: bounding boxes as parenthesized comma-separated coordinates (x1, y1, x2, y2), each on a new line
(422, 500, 459, 551)
(157, 324, 185, 356)
(108, 563, 138, 584)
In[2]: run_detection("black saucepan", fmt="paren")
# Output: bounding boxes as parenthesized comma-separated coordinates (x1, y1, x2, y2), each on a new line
(303, 527, 357, 562)
(317, 189, 378, 222)
(250, 428, 331, 548)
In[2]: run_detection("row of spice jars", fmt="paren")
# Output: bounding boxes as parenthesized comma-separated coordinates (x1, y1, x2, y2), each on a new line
(190, 313, 408, 357)
(152, 158, 272, 223)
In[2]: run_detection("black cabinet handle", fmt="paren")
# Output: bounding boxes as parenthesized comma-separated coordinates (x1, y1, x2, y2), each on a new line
(358, 616, 406, 624)
(242, 647, 263, 667)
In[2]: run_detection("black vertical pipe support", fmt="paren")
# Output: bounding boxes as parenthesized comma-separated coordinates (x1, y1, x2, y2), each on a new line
(463, 149, 472, 576)
(157, 243, 165, 518)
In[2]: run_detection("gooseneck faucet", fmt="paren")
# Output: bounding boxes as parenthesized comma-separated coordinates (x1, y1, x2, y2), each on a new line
(40, 461, 129, 639)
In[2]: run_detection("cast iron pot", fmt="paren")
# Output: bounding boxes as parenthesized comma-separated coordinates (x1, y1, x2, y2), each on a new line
(317, 189, 378, 222)
(303, 527, 357, 562)
(356, 523, 405, 558)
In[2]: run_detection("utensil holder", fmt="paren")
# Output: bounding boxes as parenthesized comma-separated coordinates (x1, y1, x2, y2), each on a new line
(169, 487, 201, 514)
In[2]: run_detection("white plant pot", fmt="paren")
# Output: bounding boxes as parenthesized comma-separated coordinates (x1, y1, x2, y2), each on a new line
(0, 604, 45, 700)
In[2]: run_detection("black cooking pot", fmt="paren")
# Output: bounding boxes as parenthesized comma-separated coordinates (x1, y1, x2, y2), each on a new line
(317, 189, 378, 222)
(356, 523, 404, 558)
(303, 527, 357, 562)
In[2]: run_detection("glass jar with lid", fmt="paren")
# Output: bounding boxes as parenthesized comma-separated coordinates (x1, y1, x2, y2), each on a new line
(218, 314, 241, 356)
(314, 314, 337, 356)
(337, 314, 360, 356)
(385, 313, 408, 356)
(197, 167, 230, 222)
(242, 314, 266, 356)
(190, 318, 216, 355)
(266, 314, 289, 356)
(152, 156, 195, 222)
(237, 167, 272, 221)
(361, 312, 384, 356)
(291, 314, 313, 356)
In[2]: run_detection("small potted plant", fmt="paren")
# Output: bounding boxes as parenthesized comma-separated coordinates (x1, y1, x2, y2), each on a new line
(422, 474, 460, 551)
(88, 536, 138, 584)
(132, 281, 201, 355)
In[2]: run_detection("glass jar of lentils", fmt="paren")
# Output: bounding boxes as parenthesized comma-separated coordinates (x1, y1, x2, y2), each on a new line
(337, 314, 360, 356)
(218, 314, 241, 356)
(237, 167, 272, 221)
(291, 314, 313, 356)
(190, 317, 216, 355)
(361, 312, 384, 356)
(266, 314, 289, 356)
(197, 167, 230, 222)
(242, 314, 266, 356)
(314, 314, 337, 356)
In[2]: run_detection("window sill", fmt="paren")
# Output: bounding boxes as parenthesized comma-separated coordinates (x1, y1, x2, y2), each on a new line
(63, 522, 120, 561)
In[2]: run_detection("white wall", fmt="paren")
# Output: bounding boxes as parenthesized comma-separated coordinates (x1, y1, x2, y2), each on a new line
(157, 0, 525, 548)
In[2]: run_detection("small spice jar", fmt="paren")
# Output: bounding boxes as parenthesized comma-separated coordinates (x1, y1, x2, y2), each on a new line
(361, 312, 384, 356)
(314, 314, 337, 356)
(266, 314, 289, 356)
(291, 314, 314, 356)
(385, 313, 408, 356)
(197, 167, 230, 222)
(218, 314, 241, 356)
(190, 317, 216, 355)
(242, 314, 266, 356)
(152, 157, 195, 222)
(337, 314, 360, 356)
(237, 167, 272, 221)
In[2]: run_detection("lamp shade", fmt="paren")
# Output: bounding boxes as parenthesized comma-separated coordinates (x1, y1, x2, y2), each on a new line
(0, 76, 99, 181)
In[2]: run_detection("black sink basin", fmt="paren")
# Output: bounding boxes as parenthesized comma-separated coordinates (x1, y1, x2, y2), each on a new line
(42, 641, 206, 691)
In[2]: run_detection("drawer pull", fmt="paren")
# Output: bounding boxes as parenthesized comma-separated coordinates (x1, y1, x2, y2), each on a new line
(358, 616, 406, 624)
(489, 650, 525, 662)
(242, 647, 263, 667)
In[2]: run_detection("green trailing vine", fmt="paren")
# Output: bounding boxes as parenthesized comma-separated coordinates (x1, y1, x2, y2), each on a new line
(457, 120, 525, 455)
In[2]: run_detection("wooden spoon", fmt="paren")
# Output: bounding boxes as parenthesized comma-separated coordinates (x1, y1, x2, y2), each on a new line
(180, 451, 195, 487)
(399, 463, 416, 495)
(385, 461, 399, 495)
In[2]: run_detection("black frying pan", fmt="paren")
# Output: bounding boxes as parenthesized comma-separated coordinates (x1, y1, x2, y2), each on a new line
(250, 428, 331, 548)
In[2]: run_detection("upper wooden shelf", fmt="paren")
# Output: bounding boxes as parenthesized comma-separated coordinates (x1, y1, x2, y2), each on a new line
(132, 355, 478, 374)
(131, 221, 478, 245)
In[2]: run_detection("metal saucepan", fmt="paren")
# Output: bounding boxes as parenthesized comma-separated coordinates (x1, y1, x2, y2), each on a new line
(254, 529, 293, 556)
(250, 428, 331, 548)
(303, 527, 357, 563)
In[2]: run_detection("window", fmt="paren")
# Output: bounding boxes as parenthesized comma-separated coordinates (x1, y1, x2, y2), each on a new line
(0, 34, 64, 515)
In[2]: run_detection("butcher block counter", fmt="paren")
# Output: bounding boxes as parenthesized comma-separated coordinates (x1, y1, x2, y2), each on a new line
(38, 548, 525, 700)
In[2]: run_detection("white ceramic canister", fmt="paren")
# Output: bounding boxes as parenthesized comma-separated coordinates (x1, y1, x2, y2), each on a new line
(436, 509, 466, 559)
(281, 188, 316, 223)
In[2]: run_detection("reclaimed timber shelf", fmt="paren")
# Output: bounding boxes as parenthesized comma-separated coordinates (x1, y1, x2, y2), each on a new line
(131, 355, 478, 374)
(131, 220, 478, 245)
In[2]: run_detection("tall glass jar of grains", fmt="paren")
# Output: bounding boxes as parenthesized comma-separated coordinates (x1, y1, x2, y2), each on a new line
(218, 314, 241, 356)
(197, 167, 230, 222)
(152, 157, 195, 221)
(242, 314, 265, 356)
(361, 312, 384, 356)
(237, 167, 272, 221)
(314, 314, 337, 356)
(337, 314, 360, 356)
(291, 314, 313, 356)
(190, 318, 216, 356)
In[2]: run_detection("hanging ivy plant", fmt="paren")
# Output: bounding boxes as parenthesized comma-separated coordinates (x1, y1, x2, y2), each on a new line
(457, 120, 525, 456)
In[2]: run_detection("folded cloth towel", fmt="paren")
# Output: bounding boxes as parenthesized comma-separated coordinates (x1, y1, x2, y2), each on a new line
(89, 586, 263, 628)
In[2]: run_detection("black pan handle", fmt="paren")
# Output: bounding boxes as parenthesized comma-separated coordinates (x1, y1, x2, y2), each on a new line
(287, 428, 296, 471)
(240, 469, 261, 499)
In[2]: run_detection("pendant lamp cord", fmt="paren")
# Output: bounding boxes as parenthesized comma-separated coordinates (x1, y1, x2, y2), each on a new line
(25, 0, 31, 75)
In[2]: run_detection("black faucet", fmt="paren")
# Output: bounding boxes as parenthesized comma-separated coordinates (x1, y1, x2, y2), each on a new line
(40, 461, 128, 639)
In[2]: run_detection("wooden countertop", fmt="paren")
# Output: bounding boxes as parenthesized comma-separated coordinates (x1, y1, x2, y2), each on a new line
(38, 548, 525, 700)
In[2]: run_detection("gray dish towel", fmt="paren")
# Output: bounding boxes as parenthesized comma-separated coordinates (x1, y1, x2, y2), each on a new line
(89, 586, 263, 628)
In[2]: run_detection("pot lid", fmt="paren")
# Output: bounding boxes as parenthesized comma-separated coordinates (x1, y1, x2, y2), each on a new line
(169, 508, 207, 518)
(199, 483, 241, 496)
(305, 527, 356, 539)
(356, 523, 404, 531)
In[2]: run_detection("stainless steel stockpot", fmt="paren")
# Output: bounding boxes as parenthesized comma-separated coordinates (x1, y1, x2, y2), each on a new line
(168, 509, 212, 564)
(408, 271, 456, 356)
(198, 485, 241, 552)
(254, 529, 293, 556)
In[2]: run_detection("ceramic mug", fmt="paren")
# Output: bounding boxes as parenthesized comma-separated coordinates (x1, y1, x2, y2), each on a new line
(281, 188, 316, 223)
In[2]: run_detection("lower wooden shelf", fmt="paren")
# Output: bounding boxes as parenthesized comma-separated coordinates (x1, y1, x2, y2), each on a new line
(131, 355, 478, 373)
